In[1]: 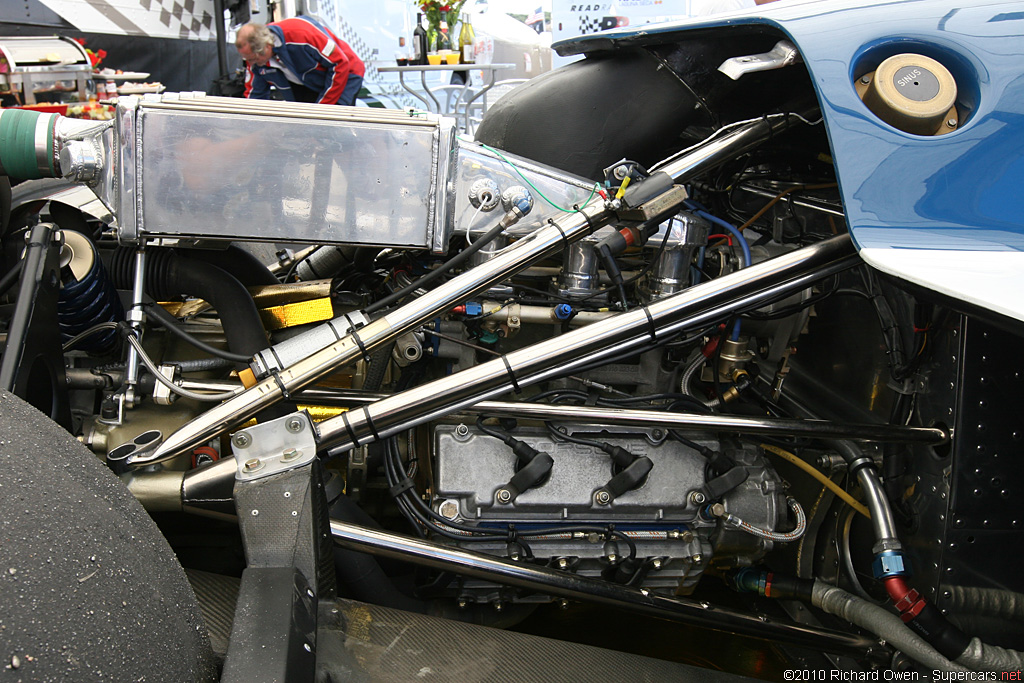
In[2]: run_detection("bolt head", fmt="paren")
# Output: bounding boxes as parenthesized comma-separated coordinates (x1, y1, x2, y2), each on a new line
(494, 602, 504, 612)
(947, 118, 958, 128)
(243, 458, 262, 472)
(652, 558, 663, 570)
(689, 491, 707, 505)
(557, 558, 568, 569)
(438, 500, 459, 520)
(496, 489, 512, 504)
(286, 417, 305, 433)
(454, 423, 470, 437)
(595, 490, 611, 505)
(457, 598, 468, 609)
(606, 553, 618, 563)
(680, 531, 695, 543)
(282, 447, 300, 462)
(232, 432, 251, 448)
(692, 554, 703, 564)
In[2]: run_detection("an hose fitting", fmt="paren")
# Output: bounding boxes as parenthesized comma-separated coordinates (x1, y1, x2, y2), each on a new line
(873, 549, 911, 579)
(731, 568, 814, 601)
(498, 186, 533, 228)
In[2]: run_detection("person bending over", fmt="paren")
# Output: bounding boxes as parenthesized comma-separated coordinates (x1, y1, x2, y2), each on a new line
(236, 17, 365, 106)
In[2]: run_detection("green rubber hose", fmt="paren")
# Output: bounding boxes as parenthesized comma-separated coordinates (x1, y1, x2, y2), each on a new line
(0, 109, 58, 179)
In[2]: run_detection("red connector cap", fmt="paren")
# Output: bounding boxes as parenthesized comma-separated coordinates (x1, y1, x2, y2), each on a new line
(886, 577, 927, 619)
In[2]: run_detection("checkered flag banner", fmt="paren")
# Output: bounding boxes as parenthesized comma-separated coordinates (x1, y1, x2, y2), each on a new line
(36, 0, 215, 40)
(577, 14, 627, 35)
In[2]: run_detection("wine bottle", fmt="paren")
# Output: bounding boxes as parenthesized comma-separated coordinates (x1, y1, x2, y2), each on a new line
(459, 12, 476, 64)
(438, 12, 453, 52)
(413, 12, 427, 64)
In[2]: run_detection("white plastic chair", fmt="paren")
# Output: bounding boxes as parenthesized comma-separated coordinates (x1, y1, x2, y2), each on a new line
(430, 84, 474, 117)
(465, 78, 528, 135)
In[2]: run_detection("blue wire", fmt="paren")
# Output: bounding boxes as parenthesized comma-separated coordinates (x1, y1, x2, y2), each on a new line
(730, 318, 742, 342)
(689, 204, 750, 341)
(695, 209, 751, 268)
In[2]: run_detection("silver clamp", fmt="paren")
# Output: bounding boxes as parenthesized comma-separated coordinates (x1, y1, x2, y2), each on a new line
(232, 411, 317, 482)
(718, 40, 801, 81)
(250, 310, 370, 378)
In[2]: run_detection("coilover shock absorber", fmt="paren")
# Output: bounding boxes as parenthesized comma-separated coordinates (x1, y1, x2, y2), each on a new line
(58, 231, 124, 353)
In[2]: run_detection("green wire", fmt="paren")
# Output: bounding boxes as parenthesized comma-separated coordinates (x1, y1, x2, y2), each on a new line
(480, 143, 599, 213)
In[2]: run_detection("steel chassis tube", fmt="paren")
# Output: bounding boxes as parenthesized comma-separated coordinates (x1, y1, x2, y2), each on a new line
(470, 402, 948, 445)
(329, 519, 877, 656)
(139, 115, 794, 466)
(137, 201, 604, 465)
(284, 388, 946, 445)
(654, 112, 802, 181)
(319, 234, 859, 453)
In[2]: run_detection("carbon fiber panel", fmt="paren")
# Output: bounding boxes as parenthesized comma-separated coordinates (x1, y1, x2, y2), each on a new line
(316, 598, 755, 682)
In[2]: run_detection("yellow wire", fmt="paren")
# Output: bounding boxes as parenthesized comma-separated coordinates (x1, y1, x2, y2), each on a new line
(760, 444, 871, 519)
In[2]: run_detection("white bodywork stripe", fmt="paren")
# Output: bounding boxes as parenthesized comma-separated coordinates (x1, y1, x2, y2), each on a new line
(859, 247, 1024, 323)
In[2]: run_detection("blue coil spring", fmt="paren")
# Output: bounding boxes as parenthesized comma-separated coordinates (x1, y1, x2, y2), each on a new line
(58, 243, 124, 353)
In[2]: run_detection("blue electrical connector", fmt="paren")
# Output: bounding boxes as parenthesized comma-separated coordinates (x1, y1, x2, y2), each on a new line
(554, 303, 574, 320)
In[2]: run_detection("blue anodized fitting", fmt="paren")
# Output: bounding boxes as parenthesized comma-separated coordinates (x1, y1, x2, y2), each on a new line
(872, 549, 910, 579)
(554, 303, 574, 320)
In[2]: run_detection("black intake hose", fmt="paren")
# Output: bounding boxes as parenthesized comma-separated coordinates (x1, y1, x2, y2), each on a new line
(108, 247, 267, 358)
(183, 245, 278, 287)
(330, 493, 428, 613)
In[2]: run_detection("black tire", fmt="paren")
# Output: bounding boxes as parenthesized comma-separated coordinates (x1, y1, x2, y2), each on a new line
(474, 49, 701, 181)
(0, 389, 216, 681)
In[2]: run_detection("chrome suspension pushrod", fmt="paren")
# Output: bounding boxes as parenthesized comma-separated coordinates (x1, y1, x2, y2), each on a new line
(329, 519, 877, 656)
(318, 234, 859, 453)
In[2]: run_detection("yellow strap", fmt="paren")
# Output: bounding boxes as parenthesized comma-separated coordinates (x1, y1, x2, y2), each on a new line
(258, 298, 334, 331)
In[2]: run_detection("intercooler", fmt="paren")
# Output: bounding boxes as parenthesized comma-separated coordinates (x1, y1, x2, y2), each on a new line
(50, 93, 595, 251)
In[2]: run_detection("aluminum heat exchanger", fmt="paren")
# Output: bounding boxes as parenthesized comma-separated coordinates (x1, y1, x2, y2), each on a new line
(46, 93, 596, 250)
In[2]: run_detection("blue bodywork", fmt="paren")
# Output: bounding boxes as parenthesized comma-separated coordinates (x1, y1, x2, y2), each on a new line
(555, 1, 1024, 318)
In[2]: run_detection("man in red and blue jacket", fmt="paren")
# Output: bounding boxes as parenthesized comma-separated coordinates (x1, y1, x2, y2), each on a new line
(235, 17, 365, 105)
